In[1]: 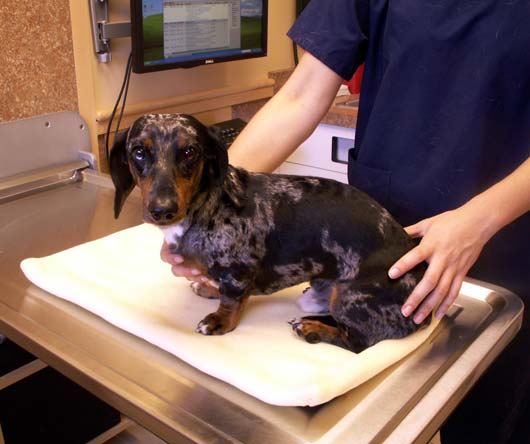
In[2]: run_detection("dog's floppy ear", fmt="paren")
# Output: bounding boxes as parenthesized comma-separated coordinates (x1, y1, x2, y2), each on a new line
(205, 125, 229, 185)
(109, 131, 134, 219)
(203, 126, 246, 208)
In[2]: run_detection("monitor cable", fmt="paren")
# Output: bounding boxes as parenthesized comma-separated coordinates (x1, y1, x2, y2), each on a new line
(105, 52, 133, 164)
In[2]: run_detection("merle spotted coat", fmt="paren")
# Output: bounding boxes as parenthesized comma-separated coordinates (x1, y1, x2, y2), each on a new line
(110, 114, 430, 353)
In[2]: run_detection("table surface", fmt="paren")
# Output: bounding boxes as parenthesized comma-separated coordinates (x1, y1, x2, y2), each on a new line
(0, 170, 523, 444)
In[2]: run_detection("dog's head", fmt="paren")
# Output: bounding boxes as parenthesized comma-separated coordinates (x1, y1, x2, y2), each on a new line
(109, 114, 228, 225)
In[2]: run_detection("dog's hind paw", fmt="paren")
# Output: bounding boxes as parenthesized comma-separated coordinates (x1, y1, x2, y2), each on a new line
(289, 318, 322, 344)
(289, 316, 349, 348)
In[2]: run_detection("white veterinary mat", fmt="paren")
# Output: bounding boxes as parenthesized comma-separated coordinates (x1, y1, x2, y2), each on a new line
(20, 224, 438, 406)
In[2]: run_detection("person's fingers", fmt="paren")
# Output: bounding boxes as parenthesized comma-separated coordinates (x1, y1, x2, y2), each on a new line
(171, 264, 202, 279)
(403, 221, 426, 238)
(160, 242, 184, 264)
(164, 252, 184, 264)
(160, 241, 169, 262)
(389, 245, 428, 279)
(401, 256, 444, 317)
(435, 274, 464, 319)
(412, 268, 453, 323)
(169, 264, 220, 289)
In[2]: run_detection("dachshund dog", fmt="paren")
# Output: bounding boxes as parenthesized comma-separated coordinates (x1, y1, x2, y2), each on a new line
(110, 114, 430, 353)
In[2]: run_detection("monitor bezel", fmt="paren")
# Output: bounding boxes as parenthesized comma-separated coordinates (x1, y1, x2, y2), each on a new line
(130, 0, 269, 74)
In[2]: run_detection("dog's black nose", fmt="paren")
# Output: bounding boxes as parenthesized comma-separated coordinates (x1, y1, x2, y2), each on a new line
(149, 201, 178, 223)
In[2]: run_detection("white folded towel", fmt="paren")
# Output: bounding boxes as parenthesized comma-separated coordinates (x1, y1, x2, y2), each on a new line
(20, 223, 438, 406)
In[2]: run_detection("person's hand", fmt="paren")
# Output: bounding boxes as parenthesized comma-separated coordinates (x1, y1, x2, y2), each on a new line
(388, 207, 493, 324)
(160, 240, 218, 288)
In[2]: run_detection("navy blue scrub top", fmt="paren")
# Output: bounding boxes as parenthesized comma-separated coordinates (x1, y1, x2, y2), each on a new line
(288, 0, 530, 296)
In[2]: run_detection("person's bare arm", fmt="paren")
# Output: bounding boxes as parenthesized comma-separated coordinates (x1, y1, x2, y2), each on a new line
(228, 52, 344, 172)
(390, 156, 530, 323)
(162, 52, 344, 277)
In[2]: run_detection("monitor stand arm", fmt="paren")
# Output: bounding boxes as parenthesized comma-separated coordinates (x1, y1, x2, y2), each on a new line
(89, 0, 131, 63)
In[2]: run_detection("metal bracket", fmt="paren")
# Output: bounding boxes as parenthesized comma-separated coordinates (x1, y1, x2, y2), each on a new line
(89, 0, 131, 63)
(79, 150, 99, 171)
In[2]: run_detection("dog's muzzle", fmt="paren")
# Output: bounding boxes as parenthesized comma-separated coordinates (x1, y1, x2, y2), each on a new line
(148, 197, 179, 224)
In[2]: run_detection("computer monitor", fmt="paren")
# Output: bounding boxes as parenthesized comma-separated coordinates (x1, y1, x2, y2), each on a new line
(131, 0, 268, 73)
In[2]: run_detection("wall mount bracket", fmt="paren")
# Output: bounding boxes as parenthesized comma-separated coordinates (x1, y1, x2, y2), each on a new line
(89, 0, 131, 63)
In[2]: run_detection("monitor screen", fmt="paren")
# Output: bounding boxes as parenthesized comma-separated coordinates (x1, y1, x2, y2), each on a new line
(131, 0, 268, 73)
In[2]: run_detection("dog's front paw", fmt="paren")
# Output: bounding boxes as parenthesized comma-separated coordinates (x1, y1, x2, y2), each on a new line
(196, 312, 235, 335)
(288, 318, 322, 344)
(191, 281, 220, 299)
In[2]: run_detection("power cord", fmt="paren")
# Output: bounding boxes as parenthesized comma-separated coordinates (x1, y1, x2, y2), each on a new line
(105, 52, 133, 163)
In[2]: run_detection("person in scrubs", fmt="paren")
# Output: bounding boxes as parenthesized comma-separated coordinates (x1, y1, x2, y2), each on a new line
(162, 1, 530, 442)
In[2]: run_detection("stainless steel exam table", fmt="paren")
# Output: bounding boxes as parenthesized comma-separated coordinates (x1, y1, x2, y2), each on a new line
(0, 113, 523, 444)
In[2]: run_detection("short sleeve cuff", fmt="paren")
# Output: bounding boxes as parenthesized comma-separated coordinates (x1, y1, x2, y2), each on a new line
(287, 0, 367, 80)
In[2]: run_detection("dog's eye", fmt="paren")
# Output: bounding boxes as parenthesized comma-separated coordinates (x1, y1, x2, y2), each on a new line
(132, 146, 147, 161)
(182, 146, 197, 158)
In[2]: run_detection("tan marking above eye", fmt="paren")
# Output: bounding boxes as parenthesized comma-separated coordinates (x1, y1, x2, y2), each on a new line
(178, 137, 190, 149)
